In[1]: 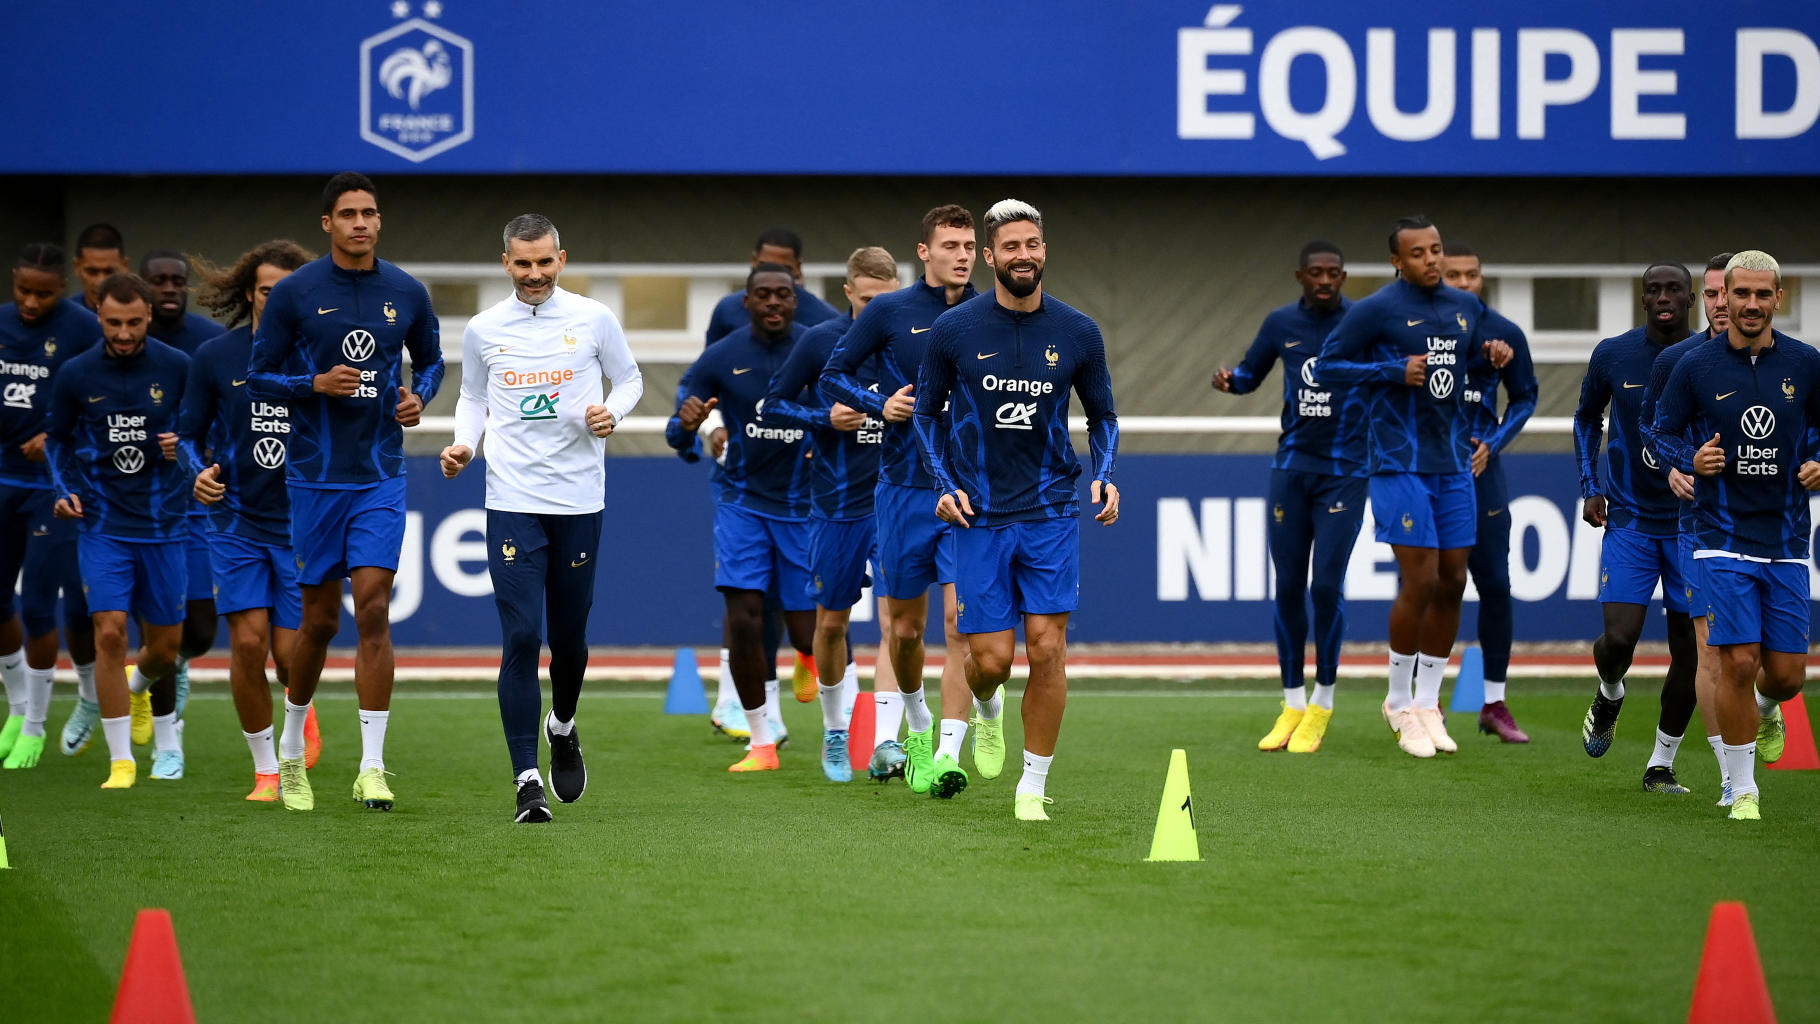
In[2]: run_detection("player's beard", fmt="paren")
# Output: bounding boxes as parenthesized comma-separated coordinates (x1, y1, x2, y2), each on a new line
(996, 260, 1042, 299)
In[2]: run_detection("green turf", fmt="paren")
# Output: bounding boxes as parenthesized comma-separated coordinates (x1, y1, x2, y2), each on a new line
(2, 680, 1815, 1023)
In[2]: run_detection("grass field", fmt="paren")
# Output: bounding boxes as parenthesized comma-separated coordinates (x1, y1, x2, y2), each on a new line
(2, 678, 1815, 1023)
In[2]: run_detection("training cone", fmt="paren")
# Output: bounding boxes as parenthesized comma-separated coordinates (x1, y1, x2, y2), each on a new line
(1767, 693, 1818, 771)
(1449, 646, 1485, 713)
(0, 811, 9, 869)
(110, 909, 196, 1024)
(849, 692, 876, 760)
(663, 648, 710, 715)
(1144, 748, 1201, 862)
(1687, 902, 1775, 1024)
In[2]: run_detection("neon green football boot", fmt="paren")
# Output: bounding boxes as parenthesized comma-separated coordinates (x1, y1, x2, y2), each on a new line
(970, 685, 1007, 780)
(1757, 704, 1786, 764)
(279, 757, 313, 811)
(1014, 793, 1053, 821)
(1728, 792, 1761, 821)
(352, 767, 395, 811)
(0, 714, 21, 759)
(903, 727, 935, 794)
(4, 732, 45, 769)
(930, 753, 969, 799)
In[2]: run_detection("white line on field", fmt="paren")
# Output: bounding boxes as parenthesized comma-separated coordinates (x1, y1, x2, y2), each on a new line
(180, 688, 1291, 701)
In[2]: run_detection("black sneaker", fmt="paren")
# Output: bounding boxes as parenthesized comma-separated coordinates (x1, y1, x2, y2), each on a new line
(1642, 765, 1690, 794)
(514, 778, 553, 823)
(545, 718, 587, 804)
(1582, 692, 1624, 758)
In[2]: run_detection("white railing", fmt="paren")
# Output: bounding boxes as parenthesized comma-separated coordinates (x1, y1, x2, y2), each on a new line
(413, 414, 1581, 436)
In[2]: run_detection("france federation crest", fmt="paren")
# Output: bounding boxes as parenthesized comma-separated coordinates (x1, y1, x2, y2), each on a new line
(360, 14, 473, 163)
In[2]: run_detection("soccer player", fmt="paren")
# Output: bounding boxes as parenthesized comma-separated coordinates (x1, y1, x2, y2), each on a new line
(821, 205, 983, 792)
(45, 273, 191, 787)
(761, 245, 899, 782)
(913, 199, 1118, 820)
(1315, 215, 1509, 759)
(179, 239, 316, 801)
(1574, 263, 1701, 791)
(704, 228, 840, 345)
(667, 263, 815, 773)
(1651, 250, 1820, 821)
(1441, 243, 1539, 743)
(1682, 251, 1735, 795)
(142, 251, 221, 354)
(71, 224, 129, 314)
(0, 244, 101, 770)
(442, 214, 644, 823)
(249, 172, 444, 812)
(1212, 240, 1365, 753)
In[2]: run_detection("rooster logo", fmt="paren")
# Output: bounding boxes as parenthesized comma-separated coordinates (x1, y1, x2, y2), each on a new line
(380, 39, 453, 110)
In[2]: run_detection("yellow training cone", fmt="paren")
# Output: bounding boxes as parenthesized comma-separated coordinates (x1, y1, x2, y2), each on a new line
(0, 811, 9, 869)
(1144, 748, 1201, 862)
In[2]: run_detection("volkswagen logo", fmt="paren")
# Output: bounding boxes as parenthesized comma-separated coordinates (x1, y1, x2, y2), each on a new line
(112, 446, 145, 474)
(342, 329, 377, 362)
(1741, 405, 1776, 440)
(253, 437, 287, 469)
(1300, 358, 1321, 388)
(1427, 366, 1454, 399)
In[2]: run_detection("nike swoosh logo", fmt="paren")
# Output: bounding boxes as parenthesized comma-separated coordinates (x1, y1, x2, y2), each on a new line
(1284, 341, 1301, 348)
(1327, 504, 1346, 513)
(317, 307, 339, 315)
(89, 395, 106, 403)
(977, 352, 998, 360)
(232, 379, 246, 387)
(1716, 391, 1737, 400)
(571, 558, 589, 567)
(911, 327, 932, 334)
(1406, 319, 1424, 326)
(1622, 382, 1643, 389)
(732, 368, 751, 375)
(1487, 509, 1503, 516)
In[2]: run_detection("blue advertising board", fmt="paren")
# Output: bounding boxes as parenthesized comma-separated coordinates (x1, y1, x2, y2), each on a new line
(368, 453, 1819, 648)
(5, 2, 1816, 176)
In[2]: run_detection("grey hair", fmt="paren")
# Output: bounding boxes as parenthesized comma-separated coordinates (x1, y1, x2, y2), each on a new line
(1724, 249, 1780, 288)
(983, 199, 1042, 241)
(503, 213, 560, 251)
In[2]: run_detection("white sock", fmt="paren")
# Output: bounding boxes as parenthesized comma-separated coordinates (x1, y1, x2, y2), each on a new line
(1756, 690, 1779, 717)
(1647, 728, 1683, 770)
(102, 714, 132, 762)
(22, 666, 54, 736)
(244, 726, 278, 774)
(1413, 654, 1446, 709)
(0, 648, 24, 715)
(516, 767, 542, 787)
(152, 712, 180, 754)
(937, 718, 968, 760)
(819, 681, 848, 731)
(1483, 679, 1507, 704)
(743, 704, 774, 746)
(358, 708, 389, 771)
(1017, 749, 1053, 797)
(764, 678, 781, 725)
(715, 648, 736, 706)
(901, 686, 933, 734)
(840, 662, 858, 719)
(76, 662, 97, 703)
(1282, 686, 1308, 711)
(1708, 734, 1731, 788)
(1386, 651, 1416, 713)
(127, 663, 151, 695)
(1311, 683, 1336, 710)
(873, 692, 904, 749)
(1723, 741, 1758, 798)
(1599, 678, 1625, 701)
(974, 688, 1004, 720)
(279, 699, 310, 760)
(546, 710, 573, 736)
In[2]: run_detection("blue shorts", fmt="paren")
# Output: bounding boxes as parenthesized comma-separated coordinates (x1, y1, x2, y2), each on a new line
(0, 482, 38, 624)
(186, 517, 214, 603)
(23, 494, 85, 636)
(1699, 558, 1810, 654)
(209, 531, 302, 630)
(1371, 471, 1476, 550)
(77, 533, 187, 626)
(1678, 533, 1704, 619)
(873, 481, 954, 599)
(714, 504, 815, 611)
(289, 476, 408, 586)
(810, 516, 874, 610)
(1599, 526, 1689, 615)
(952, 518, 1079, 634)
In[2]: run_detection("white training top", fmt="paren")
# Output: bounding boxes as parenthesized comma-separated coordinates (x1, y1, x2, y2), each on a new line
(454, 286, 644, 514)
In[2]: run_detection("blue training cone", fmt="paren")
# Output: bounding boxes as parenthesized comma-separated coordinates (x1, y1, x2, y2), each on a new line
(664, 649, 711, 715)
(1449, 646, 1485, 713)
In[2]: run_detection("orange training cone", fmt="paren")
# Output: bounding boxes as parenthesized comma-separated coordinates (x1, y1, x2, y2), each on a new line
(848, 692, 876, 765)
(1687, 902, 1775, 1024)
(1767, 693, 1818, 771)
(110, 909, 196, 1024)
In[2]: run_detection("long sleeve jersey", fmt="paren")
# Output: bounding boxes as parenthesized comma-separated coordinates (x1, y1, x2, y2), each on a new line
(453, 287, 644, 515)
(175, 326, 292, 546)
(762, 314, 885, 521)
(705, 286, 839, 345)
(1226, 297, 1364, 477)
(1315, 277, 1490, 476)
(45, 339, 191, 540)
(1652, 330, 1820, 560)
(1462, 306, 1539, 456)
(913, 292, 1117, 526)
(1574, 327, 1692, 536)
(247, 256, 444, 488)
(821, 279, 978, 489)
(666, 323, 811, 518)
(1640, 334, 1716, 536)
(151, 312, 223, 356)
(0, 300, 99, 489)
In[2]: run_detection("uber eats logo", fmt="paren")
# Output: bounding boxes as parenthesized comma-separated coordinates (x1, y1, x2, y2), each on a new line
(1735, 405, 1781, 476)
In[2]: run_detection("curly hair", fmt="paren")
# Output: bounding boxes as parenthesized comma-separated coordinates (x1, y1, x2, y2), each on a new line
(193, 239, 315, 327)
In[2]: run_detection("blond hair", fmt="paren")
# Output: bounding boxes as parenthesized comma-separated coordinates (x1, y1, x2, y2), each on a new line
(1724, 250, 1781, 288)
(845, 246, 898, 284)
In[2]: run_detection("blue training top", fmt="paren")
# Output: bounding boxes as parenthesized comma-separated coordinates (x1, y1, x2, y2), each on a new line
(0, 300, 100, 489)
(178, 326, 293, 547)
(45, 338, 192, 540)
(666, 323, 812, 518)
(1574, 326, 1693, 536)
(761, 314, 885, 521)
(1227, 297, 1365, 478)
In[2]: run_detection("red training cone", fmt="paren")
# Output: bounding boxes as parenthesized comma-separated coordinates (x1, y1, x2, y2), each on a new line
(848, 692, 876, 763)
(110, 909, 196, 1024)
(1767, 693, 1818, 771)
(1687, 902, 1775, 1024)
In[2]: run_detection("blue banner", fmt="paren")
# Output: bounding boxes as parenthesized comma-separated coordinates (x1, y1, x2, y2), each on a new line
(7, 2, 1816, 176)
(369, 453, 1819, 647)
